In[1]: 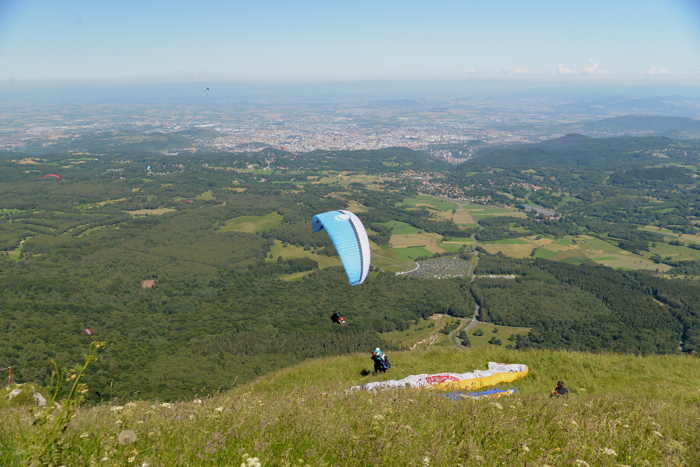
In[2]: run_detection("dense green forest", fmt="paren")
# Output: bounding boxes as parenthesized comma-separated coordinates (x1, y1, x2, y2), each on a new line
(2, 133, 700, 401)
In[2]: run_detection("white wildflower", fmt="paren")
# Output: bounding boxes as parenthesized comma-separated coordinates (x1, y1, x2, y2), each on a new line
(422, 456, 430, 466)
(193, 398, 203, 404)
(602, 447, 616, 456)
(574, 460, 589, 467)
(215, 406, 224, 413)
(141, 463, 150, 467)
(110, 406, 124, 412)
(115, 420, 123, 425)
(79, 432, 89, 439)
(373, 414, 384, 421)
(125, 402, 137, 408)
(521, 444, 530, 452)
(160, 402, 173, 409)
(127, 456, 136, 463)
(101, 457, 109, 462)
(489, 402, 503, 410)
(118, 429, 138, 445)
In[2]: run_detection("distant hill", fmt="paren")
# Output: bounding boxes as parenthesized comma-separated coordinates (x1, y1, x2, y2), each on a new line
(580, 115, 700, 136)
(473, 134, 672, 168)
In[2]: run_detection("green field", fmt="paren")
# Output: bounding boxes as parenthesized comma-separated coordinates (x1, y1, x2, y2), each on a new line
(467, 322, 531, 348)
(219, 212, 282, 233)
(524, 235, 670, 271)
(381, 314, 458, 349)
(392, 245, 431, 261)
(380, 220, 423, 235)
(646, 242, 700, 262)
(460, 203, 526, 222)
(401, 194, 457, 211)
(266, 240, 339, 269)
(195, 190, 216, 201)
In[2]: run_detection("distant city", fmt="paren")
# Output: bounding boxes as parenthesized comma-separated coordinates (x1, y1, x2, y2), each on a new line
(2, 91, 700, 155)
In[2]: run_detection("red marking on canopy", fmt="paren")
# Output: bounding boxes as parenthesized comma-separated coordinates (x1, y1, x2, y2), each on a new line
(41, 174, 62, 181)
(426, 374, 459, 384)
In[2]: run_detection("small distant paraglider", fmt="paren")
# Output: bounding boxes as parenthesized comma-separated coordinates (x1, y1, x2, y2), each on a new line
(205, 87, 210, 92)
(311, 210, 370, 286)
(41, 174, 62, 181)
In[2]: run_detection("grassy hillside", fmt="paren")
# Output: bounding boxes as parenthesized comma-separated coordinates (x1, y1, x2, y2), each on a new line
(2, 347, 698, 466)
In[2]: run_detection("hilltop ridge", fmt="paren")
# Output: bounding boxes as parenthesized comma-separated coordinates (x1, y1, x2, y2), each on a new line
(2, 347, 698, 466)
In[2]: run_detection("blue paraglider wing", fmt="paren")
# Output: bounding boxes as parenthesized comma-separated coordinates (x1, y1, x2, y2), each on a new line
(311, 210, 370, 286)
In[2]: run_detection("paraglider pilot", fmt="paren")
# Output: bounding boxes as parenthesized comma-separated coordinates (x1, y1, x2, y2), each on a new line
(550, 380, 568, 397)
(330, 312, 346, 326)
(371, 347, 390, 374)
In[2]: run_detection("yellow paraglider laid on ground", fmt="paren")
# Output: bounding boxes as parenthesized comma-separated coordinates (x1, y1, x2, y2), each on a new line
(350, 362, 528, 392)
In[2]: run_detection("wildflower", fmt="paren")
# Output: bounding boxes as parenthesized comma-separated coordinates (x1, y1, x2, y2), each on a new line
(574, 460, 589, 467)
(128, 456, 136, 463)
(141, 463, 150, 467)
(110, 406, 125, 412)
(489, 402, 503, 410)
(373, 414, 384, 421)
(101, 457, 109, 462)
(193, 398, 203, 404)
(118, 429, 138, 445)
(422, 456, 430, 466)
(241, 453, 262, 467)
(521, 444, 530, 453)
(126, 402, 137, 408)
(160, 402, 173, 409)
(115, 420, 123, 425)
(602, 447, 617, 456)
(652, 431, 663, 438)
(79, 432, 89, 439)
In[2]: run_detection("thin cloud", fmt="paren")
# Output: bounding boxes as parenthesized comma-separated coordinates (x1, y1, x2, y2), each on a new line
(583, 61, 601, 74)
(646, 66, 671, 75)
(557, 64, 575, 75)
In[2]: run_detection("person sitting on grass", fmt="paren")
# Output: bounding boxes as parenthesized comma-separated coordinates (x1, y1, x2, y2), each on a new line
(550, 380, 568, 397)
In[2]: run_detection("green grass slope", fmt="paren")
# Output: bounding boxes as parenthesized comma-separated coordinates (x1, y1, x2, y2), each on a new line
(2, 348, 699, 466)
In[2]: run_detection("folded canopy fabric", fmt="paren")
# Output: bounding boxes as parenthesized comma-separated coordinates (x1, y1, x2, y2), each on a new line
(350, 362, 528, 392)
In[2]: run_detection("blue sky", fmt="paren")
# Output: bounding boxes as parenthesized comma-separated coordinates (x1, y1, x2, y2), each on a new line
(1, 0, 699, 85)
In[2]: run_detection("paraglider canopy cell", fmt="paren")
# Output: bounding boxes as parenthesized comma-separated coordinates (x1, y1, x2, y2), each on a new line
(41, 174, 62, 181)
(311, 210, 370, 286)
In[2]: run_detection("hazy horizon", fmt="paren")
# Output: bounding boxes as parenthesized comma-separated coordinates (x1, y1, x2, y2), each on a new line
(1, 0, 699, 87)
